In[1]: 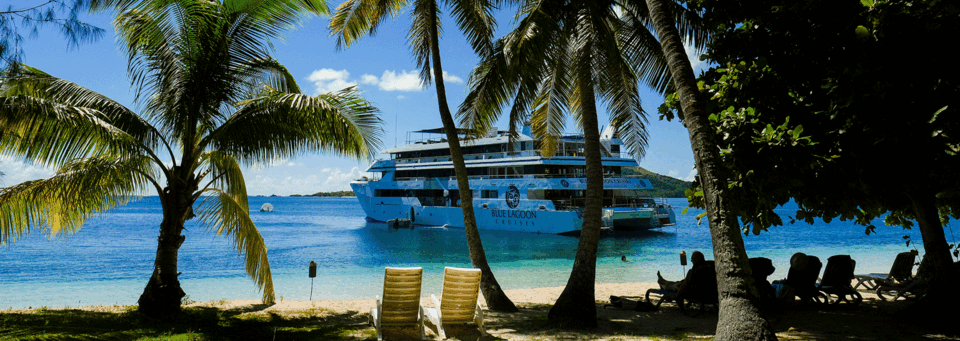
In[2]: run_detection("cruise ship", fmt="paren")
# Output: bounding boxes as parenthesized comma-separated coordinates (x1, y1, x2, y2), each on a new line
(350, 125, 676, 234)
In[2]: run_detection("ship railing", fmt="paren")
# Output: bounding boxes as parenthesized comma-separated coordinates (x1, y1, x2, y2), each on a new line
(391, 150, 631, 164)
(393, 173, 643, 181)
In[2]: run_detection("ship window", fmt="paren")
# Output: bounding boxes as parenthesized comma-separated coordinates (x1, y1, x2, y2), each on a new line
(611, 144, 620, 152)
(482, 190, 499, 198)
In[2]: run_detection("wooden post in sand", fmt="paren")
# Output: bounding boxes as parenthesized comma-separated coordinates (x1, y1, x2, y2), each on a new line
(308, 261, 317, 300)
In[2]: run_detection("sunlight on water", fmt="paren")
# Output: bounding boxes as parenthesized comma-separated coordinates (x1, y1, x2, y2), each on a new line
(1, 197, 952, 308)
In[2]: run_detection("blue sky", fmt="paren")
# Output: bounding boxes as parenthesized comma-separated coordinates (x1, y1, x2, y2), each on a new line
(1, 4, 703, 196)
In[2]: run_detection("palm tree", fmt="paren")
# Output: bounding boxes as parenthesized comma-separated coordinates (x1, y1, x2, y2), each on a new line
(458, 0, 707, 327)
(643, 0, 776, 338)
(329, 0, 517, 312)
(0, 0, 382, 318)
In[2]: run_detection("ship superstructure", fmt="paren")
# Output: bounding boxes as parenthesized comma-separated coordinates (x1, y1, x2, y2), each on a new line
(350, 125, 676, 234)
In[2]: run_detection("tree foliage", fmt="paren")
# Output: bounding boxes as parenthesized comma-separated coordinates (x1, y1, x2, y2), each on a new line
(0, 0, 382, 317)
(458, 0, 708, 327)
(663, 0, 960, 236)
(0, 0, 105, 64)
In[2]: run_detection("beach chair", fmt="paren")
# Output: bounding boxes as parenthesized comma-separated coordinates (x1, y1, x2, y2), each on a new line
(852, 251, 916, 289)
(780, 253, 829, 304)
(423, 267, 486, 339)
(817, 255, 862, 305)
(872, 252, 920, 300)
(675, 260, 718, 317)
(371, 267, 425, 341)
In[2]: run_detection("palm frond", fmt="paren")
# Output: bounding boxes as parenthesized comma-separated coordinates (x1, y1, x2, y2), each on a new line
(530, 30, 572, 158)
(195, 189, 274, 304)
(196, 151, 248, 209)
(237, 57, 303, 97)
(0, 98, 147, 170)
(329, 0, 408, 49)
(410, 0, 441, 85)
(447, 0, 496, 57)
(617, 3, 672, 94)
(1, 64, 171, 163)
(0, 155, 157, 246)
(204, 85, 383, 165)
(457, 39, 516, 137)
(113, 7, 186, 139)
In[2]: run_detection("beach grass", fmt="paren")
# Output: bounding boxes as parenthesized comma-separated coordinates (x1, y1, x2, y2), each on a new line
(0, 306, 374, 341)
(3, 283, 958, 341)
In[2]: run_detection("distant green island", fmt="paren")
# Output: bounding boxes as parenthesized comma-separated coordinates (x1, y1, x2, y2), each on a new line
(291, 168, 689, 198)
(290, 190, 356, 197)
(622, 166, 692, 198)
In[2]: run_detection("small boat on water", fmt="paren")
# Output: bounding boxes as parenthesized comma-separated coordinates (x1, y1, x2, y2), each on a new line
(350, 124, 676, 235)
(387, 218, 413, 228)
(260, 203, 274, 212)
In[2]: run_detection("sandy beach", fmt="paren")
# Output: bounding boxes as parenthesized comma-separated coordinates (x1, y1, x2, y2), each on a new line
(6, 282, 955, 340)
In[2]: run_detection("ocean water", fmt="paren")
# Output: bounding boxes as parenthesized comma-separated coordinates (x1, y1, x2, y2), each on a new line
(1, 196, 955, 309)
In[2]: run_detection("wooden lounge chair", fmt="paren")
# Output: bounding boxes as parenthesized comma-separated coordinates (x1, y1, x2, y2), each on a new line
(371, 267, 425, 341)
(873, 252, 920, 300)
(853, 251, 916, 290)
(818, 255, 862, 305)
(423, 267, 486, 339)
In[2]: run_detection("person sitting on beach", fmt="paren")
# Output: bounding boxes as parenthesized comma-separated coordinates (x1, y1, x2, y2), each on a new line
(656, 251, 706, 293)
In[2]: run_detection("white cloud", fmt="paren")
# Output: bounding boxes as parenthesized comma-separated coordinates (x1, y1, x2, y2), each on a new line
(246, 167, 368, 196)
(360, 74, 379, 85)
(668, 170, 680, 179)
(397, 95, 405, 99)
(683, 39, 708, 75)
(437, 69, 463, 84)
(307, 68, 357, 94)
(377, 70, 423, 91)
(684, 168, 698, 182)
(352, 69, 464, 92)
(0, 156, 56, 186)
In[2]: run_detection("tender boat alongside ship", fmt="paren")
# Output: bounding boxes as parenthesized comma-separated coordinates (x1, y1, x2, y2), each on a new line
(350, 125, 676, 234)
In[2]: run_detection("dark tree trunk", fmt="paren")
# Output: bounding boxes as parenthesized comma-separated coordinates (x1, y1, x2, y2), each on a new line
(908, 192, 959, 304)
(137, 184, 191, 318)
(426, 1, 517, 312)
(645, 0, 777, 339)
(547, 73, 603, 328)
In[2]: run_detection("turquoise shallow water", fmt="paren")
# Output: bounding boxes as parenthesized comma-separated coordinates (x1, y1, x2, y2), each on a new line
(1, 196, 956, 309)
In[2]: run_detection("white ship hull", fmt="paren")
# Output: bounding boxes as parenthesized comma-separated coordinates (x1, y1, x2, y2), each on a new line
(349, 124, 677, 234)
(351, 177, 674, 235)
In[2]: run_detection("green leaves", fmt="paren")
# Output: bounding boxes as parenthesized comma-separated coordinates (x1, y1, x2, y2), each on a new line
(2, 1, 386, 307)
(196, 190, 275, 304)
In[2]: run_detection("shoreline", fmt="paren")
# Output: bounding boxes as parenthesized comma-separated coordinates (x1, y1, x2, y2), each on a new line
(3, 282, 661, 314)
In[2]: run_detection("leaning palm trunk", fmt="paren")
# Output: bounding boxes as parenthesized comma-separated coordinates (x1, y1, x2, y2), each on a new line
(425, 2, 517, 312)
(547, 76, 604, 328)
(644, 0, 776, 339)
(139, 191, 190, 315)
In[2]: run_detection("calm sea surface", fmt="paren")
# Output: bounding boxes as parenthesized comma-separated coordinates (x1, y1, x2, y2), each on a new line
(1, 196, 955, 309)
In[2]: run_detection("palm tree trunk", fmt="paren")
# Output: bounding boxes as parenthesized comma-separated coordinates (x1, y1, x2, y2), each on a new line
(426, 0, 517, 312)
(644, 0, 776, 339)
(547, 75, 603, 328)
(138, 186, 189, 318)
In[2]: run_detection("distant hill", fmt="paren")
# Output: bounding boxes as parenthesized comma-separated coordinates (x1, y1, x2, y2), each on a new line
(295, 190, 356, 197)
(622, 166, 692, 198)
